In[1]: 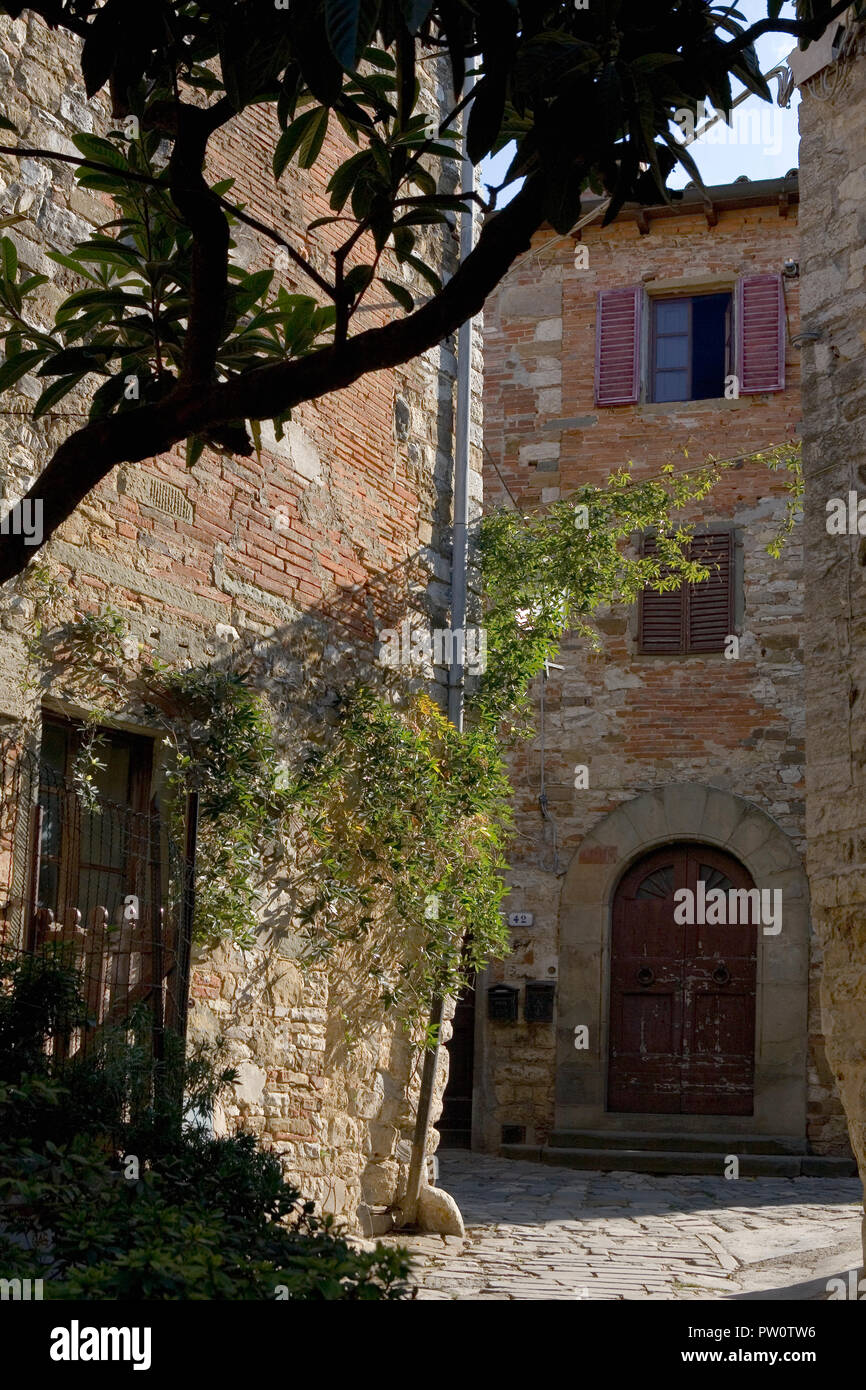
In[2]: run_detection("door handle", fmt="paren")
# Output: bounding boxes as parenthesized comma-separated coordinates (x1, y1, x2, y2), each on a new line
(636, 966, 655, 986)
(713, 964, 730, 985)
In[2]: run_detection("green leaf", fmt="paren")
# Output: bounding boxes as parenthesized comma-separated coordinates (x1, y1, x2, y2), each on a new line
(343, 264, 375, 300)
(80, 0, 126, 97)
(32, 373, 86, 419)
(398, 0, 434, 32)
(249, 417, 263, 458)
(274, 108, 330, 178)
(327, 149, 374, 212)
(71, 133, 127, 170)
(393, 209, 450, 228)
(18, 274, 49, 297)
(47, 250, 101, 283)
(0, 348, 46, 395)
(325, 0, 363, 70)
(186, 435, 206, 469)
(466, 70, 508, 164)
(1, 235, 18, 282)
(71, 244, 143, 272)
(38, 346, 112, 378)
(380, 278, 414, 314)
(298, 107, 330, 170)
(55, 287, 142, 324)
(88, 372, 127, 422)
(403, 253, 441, 293)
(74, 169, 140, 195)
(232, 268, 275, 315)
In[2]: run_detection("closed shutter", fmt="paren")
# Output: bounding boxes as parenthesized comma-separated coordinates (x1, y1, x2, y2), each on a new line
(639, 536, 686, 652)
(736, 274, 785, 393)
(595, 286, 642, 405)
(639, 532, 733, 653)
(688, 531, 733, 652)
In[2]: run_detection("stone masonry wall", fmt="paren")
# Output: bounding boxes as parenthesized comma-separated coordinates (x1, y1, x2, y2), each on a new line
(797, 40, 866, 1189)
(480, 189, 849, 1155)
(0, 12, 479, 1230)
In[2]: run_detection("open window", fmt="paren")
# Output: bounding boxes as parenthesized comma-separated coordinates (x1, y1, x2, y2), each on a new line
(595, 275, 785, 405)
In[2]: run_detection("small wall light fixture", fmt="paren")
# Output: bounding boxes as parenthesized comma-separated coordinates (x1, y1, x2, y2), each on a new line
(783, 258, 800, 279)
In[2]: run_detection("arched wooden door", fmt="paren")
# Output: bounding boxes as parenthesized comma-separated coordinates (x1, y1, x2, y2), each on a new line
(607, 843, 757, 1115)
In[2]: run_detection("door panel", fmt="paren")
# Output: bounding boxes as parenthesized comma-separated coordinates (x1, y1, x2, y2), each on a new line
(607, 844, 757, 1115)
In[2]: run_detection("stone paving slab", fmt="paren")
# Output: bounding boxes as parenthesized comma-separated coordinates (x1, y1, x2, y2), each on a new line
(383, 1151, 863, 1301)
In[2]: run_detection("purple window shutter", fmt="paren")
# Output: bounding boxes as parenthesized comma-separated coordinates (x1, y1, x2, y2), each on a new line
(595, 286, 642, 405)
(736, 275, 785, 393)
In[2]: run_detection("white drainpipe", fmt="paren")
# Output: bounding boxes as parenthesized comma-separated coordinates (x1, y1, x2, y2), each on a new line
(401, 62, 476, 1228)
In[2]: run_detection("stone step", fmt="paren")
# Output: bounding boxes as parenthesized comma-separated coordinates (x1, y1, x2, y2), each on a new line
(549, 1129, 806, 1155)
(501, 1144, 857, 1178)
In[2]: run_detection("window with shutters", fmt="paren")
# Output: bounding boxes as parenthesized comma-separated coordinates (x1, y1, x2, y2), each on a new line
(595, 275, 785, 406)
(638, 531, 734, 654)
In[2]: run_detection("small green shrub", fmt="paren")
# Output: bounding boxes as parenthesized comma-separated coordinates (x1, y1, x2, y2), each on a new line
(0, 948, 410, 1300)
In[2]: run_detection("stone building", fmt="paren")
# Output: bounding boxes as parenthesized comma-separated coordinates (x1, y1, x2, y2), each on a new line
(0, 13, 477, 1232)
(788, 13, 866, 1227)
(457, 172, 855, 1174)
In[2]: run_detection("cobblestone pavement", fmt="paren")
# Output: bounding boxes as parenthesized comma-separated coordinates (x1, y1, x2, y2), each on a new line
(383, 1152, 863, 1301)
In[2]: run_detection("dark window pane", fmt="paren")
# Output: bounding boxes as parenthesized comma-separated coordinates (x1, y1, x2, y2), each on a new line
(651, 292, 731, 403)
(691, 293, 730, 399)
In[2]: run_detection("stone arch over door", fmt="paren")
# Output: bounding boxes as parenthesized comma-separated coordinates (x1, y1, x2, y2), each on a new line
(555, 784, 810, 1138)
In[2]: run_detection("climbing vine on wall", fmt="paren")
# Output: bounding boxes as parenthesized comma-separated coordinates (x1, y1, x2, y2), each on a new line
(14, 442, 801, 1026)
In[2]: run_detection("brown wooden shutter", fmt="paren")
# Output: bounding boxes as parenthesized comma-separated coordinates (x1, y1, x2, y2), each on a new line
(687, 531, 733, 651)
(639, 531, 733, 653)
(638, 536, 685, 652)
(595, 286, 642, 405)
(736, 274, 785, 393)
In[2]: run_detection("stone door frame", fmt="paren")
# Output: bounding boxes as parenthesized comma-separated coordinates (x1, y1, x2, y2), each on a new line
(555, 784, 810, 1139)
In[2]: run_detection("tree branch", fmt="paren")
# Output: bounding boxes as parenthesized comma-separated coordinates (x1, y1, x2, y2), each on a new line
(722, 0, 856, 59)
(0, 144, 330, 302)
(215, 196, 336, 302)
(0, 174, 548, 584)
(0, 145, 163, 188)
(168, 102, 232, 389)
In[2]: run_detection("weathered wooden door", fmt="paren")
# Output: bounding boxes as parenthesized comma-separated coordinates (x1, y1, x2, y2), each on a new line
(607, 844, 757, 1115)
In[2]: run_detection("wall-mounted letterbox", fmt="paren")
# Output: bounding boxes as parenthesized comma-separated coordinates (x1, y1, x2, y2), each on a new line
(487, 984, 519, 1022)
(524, 980, 556, 1023)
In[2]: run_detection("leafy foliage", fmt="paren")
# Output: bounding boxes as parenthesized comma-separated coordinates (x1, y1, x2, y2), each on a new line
(143, 665, 291, 949)
(0, 946, 410, 1299)
(17, 443, 801, 1019)
(287, 688, 513, 1015)
(0, 1, 842, 577)
(477, 444, 802, 728)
